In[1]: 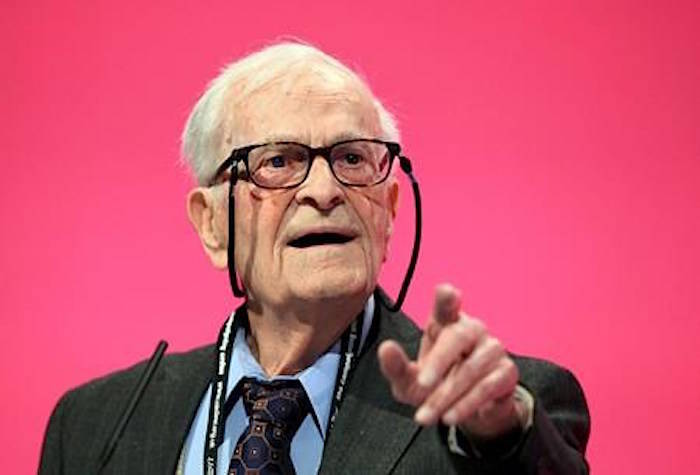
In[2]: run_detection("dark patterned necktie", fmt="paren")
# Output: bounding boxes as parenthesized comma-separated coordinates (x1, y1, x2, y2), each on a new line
(228, 378, 311, 475)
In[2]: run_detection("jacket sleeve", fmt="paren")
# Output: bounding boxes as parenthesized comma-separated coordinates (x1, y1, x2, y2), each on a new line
(451, 360, 591, 474)
(512, 365, 591, 474)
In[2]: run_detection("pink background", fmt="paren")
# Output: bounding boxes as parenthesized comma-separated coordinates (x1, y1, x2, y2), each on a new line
(2, 1, 699, 473)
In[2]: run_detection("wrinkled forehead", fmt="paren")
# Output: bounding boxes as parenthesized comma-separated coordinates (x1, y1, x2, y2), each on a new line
(219, 65, 383, 152)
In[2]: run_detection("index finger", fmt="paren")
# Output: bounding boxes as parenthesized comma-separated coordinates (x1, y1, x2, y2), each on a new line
(433, 283, 462, 326)
(420, 284, 462, 360)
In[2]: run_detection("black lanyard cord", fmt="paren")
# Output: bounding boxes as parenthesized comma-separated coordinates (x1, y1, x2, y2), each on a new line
(203, 313, 236, 475)
(202, 305, 368, 475)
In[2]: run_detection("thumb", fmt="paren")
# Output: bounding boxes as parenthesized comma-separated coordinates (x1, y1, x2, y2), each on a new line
(378, 340, 418, 404)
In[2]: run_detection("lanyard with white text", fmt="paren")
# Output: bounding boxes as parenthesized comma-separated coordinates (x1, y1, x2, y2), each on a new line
(202, 304, 367, 475)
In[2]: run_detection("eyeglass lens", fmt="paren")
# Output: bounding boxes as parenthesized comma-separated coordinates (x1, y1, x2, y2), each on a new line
(247, 141, 392, 188)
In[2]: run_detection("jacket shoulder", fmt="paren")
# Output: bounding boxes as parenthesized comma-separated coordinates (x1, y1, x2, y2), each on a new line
(39, 344, 215, 474)
(69, 344, 214, 394)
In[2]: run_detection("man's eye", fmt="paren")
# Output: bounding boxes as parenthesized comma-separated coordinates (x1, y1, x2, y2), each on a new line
(266, 155, 287, 168)
(341, 153, 364, 165)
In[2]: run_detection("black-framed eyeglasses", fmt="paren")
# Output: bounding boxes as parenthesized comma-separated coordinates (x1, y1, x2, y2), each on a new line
(210, 138, 401, 189)
(214, 135, 420, 315)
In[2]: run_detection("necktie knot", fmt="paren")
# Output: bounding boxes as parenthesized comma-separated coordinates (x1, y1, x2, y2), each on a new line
(229, 378, 311, 475)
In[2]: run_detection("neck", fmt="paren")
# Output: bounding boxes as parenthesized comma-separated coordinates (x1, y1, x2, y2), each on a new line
(245, 294, 366, 376)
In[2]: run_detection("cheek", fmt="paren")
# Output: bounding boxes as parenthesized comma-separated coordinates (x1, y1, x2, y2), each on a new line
(233, 187, 291, 258)
(354, 191, 392, 253)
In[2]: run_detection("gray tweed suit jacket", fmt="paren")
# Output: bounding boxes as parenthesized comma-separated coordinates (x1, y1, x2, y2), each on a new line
(39, 294, 590, 474)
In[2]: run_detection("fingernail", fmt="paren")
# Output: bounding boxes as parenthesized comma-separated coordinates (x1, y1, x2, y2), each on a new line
(442, 409, 458, 426)
(415, 406, 435, 425)
(417, 368, 437, 387)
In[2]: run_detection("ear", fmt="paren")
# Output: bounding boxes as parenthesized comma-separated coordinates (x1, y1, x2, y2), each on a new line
(186, 187, 228, 270)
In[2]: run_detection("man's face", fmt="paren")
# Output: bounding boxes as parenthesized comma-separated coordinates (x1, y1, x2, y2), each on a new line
(223, 76, 398, 309)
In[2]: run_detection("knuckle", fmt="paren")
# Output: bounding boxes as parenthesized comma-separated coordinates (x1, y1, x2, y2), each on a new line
(479, 378, 500, 401)
(426, 322, 441, 341)
(452, 322, 471, 339)
(439, 379, 455, 399)
(485, 336, 504, 355)
(501, 357, 517, 376)
(505, 361, 519, 385)
(471, 318, 487, 335)
(453, 326, 478, 349)
(460, 360, 476, 382)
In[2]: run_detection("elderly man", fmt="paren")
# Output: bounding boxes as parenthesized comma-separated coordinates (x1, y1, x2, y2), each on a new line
(40, 43, 590, 474)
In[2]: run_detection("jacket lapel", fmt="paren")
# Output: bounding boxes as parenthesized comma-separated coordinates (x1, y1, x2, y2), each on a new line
(117, 295, 423, 474)
(319, 297, 423, 474)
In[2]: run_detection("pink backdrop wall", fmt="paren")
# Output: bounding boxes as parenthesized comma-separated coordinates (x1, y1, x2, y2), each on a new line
(2, 1, 699, 473)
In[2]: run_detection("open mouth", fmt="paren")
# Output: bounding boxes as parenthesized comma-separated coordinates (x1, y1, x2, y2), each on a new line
(288, 232, 355, 249)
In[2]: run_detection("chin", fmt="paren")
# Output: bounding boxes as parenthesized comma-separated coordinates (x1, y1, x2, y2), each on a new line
(289, 269, 371, 302)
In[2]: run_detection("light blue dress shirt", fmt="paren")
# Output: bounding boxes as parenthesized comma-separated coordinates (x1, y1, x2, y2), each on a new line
(181, 296, 375, 475)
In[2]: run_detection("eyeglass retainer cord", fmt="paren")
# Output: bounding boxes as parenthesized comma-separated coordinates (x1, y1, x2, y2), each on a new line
(225, 154, 422, 312)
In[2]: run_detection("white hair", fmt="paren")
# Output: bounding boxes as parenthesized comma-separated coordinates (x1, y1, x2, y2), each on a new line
(181, 41, 400, 185)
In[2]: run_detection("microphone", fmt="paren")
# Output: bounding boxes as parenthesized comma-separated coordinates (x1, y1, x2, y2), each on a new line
(97, 340, 169, 473)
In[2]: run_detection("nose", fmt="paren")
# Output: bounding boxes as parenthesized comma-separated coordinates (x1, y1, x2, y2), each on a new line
(294, 156, 344, 210)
